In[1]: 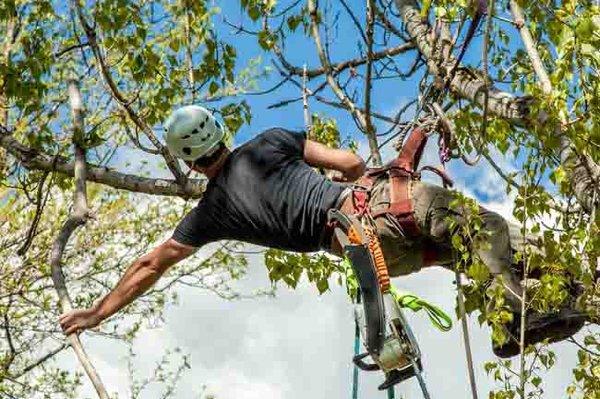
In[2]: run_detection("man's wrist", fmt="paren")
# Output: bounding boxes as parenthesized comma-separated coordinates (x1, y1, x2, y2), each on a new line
(91, 300, 108, 321)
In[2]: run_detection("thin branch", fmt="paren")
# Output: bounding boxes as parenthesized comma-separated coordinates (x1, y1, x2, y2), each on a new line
(276, 42, 415, 78)
(363, 0, 382, 165)
(54, 41, 90, 58)
(567, 336, 600, 357)
(49, 78, 109, 398)
(307, 0, 372, 154)
(184, 0, 196, 102)
(339, 0, 368, 44)
(12, 343, 70, 379)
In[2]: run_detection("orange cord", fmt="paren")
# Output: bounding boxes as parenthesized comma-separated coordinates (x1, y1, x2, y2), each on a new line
(365, 226, 391, 293)
(347, 224, 391, 292)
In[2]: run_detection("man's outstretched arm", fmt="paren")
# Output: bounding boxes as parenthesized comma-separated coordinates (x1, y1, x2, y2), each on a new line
(59, 238, 196, 335)
(303, 139, 366, 182)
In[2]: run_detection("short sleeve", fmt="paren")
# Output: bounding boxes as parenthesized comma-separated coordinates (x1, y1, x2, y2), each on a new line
(261, 128, 306, 158)
(171, 203, 219, 247)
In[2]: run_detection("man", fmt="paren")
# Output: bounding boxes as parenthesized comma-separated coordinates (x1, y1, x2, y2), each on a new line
(59, 105, 588, 361)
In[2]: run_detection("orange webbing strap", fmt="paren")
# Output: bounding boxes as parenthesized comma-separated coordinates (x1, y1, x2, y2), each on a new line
(365, 226, 391, 293)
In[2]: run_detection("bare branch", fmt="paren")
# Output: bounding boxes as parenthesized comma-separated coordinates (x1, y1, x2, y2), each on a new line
(49, 79, 109, 399)
(307, 0, 382, 163)
(363, 0, 382, 166)
(277, 42, 415, 78)
(13, 343, 70, 379)
(339, 0, 368, 44)
(16, 171, 51, 256)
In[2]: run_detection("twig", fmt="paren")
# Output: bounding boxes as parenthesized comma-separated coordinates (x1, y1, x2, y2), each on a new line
(567, 336, 600, 357)
(339, 0, 368, 44)
(17, 171, 51, 256)
(12, 343, 70, 378)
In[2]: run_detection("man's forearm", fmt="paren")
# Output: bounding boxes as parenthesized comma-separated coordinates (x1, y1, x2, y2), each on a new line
(94, 259, 163, 321)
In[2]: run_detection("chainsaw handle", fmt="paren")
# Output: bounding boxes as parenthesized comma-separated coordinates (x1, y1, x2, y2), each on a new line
(353, 352, 380, 371)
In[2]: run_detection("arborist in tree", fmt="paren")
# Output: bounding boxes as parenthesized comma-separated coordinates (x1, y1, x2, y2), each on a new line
(59, 105, 592, 378)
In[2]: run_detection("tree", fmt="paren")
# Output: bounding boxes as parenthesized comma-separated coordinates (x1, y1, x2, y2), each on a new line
(0, 0, 598, 398)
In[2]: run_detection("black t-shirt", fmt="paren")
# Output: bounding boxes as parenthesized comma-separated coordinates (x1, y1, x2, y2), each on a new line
(172, 128, 346, 252)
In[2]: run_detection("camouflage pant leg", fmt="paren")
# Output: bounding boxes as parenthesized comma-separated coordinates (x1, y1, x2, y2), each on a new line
(369, 179, 524, 312)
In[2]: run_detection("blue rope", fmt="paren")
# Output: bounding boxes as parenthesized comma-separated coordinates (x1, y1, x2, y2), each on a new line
(352, 317, 360, 399)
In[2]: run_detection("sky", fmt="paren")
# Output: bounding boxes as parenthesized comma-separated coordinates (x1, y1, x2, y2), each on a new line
(52, 2, 596, 399)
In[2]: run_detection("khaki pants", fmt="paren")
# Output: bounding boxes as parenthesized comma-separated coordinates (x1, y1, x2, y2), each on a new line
(369, 178, 525, 311)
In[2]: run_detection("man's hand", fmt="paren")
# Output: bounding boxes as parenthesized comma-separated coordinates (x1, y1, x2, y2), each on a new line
(57, 239, 196, 337)
(59, 306, 102, 335)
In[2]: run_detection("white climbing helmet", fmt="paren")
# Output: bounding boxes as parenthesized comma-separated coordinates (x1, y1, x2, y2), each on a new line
(163, 105, 225, 161)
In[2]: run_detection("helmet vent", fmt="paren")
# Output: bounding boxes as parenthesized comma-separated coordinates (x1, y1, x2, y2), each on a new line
(191, 129, 199, 134)
(182, 147, 192, 156)
(182, 134, 191, 139)
(199, 121, 205, 129)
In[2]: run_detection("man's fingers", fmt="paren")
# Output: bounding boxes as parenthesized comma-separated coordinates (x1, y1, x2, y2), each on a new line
(64, 324, 80, 336)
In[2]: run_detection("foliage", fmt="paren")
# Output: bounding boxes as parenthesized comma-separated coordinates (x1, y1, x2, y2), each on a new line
(0, 0, 599, 398)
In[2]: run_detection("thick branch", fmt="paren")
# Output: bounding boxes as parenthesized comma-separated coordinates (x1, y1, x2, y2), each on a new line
(50, 79, 109, 399)
(394, 0, 531, 123)
(394, 0, 600, 212)
(0, 130, 203, 198)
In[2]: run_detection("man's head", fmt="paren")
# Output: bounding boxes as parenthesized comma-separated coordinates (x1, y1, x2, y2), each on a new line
(163, 105, 229, 175)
